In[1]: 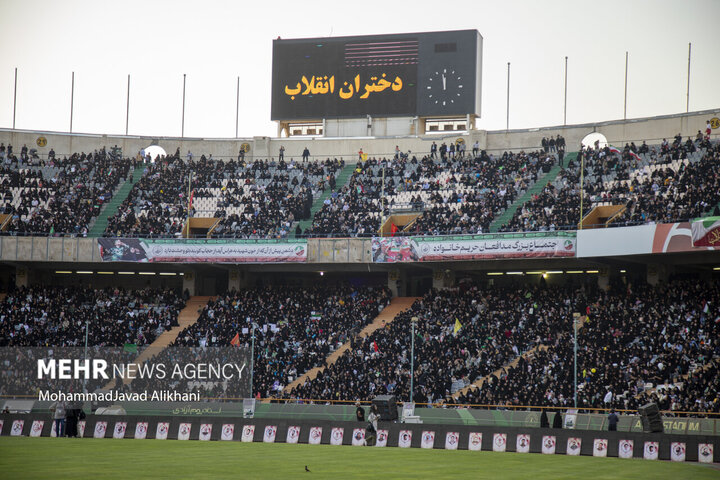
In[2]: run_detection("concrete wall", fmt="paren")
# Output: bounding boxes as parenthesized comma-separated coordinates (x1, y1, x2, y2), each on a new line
(1, 109, 715, 163)
(0, 237, 375, 264)
(486, 108, 719, 153)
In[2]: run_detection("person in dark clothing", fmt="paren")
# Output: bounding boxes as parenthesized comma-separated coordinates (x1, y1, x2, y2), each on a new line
(540, 410, 550, 428)
(608, 409, 619, 431)
(552, 411, 563, 429)
(65, 403, 78, 437)
(355, 402, 365, 422)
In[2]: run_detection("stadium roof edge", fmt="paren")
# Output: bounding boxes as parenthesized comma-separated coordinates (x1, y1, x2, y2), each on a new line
(0, 108, 717, 142)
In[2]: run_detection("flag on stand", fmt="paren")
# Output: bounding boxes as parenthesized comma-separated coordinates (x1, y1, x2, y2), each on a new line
(390, 223, 398, 236)
(453, 318, 462, 335)
(372, 341, 379, 353)
(230, 333, 241, 347)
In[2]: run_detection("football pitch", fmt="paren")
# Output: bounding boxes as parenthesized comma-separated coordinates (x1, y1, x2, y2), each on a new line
(0, 437, 718, 480)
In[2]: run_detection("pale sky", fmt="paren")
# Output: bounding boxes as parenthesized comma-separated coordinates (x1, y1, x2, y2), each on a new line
(0, 0, 718, 138)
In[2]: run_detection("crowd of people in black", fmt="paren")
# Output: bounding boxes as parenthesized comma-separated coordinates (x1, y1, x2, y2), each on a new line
(104, 152, 342, 238)
(169, 283, 391, 399)
(0, 285, 185, 347)
(452, 279, 720, 414)
(1, 133, 716, 238)
(1, 147, 132, 236)
(499, 136, 718, 232)
(304, 148, 556, 237)
(0, 285, 186, 397)
(286, 278, 719, 415)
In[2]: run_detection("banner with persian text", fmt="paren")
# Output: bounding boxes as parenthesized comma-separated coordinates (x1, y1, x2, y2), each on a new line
(98, 238, 307, 263)
(371, 233, 576, 263)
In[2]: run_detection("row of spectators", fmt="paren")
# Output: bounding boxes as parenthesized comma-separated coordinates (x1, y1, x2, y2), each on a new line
(168, 284, 391, 399)
(104, 153, 342, 238)
(2, 136, 717, 237)
(303, 149, 556, 237)
(0, 286, 186, 397)
(499, 138, 718, 232)
(452, 279, 719, 414)
(287, 279, 720, 414)
(1, 148, 132, 236)
(0, 285, 185, 347)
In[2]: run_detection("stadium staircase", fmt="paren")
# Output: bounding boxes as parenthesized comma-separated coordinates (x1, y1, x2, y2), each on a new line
(290, 163, 355, 239)
(488, 152, 577, 233)
(87, 165, 148, 237)
(116, 296, 212, 386)
(451, 344, 549, 401)
(281, 296, 420, 394)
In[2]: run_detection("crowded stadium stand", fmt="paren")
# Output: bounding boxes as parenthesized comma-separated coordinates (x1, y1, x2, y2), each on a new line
(1, 109, 719, 456)
(499, 137, 719, 232)
(1, 147, 132, 236)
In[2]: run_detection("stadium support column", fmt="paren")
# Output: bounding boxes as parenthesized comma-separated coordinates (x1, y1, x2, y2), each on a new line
(182, 270, 197, 296)
(388, 269, 406, 297)
(433, 269, 455, 290)
(597, 267, 610, 291)
(646, 264, 670, 286)
(410, 316, 418, 404)
(15, 266, 30, 289)
(228, 269, 250, 292)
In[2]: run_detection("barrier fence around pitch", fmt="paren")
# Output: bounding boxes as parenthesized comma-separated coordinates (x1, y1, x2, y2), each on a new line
(6, 394, 720, 419)
(1, 412, 717, 463)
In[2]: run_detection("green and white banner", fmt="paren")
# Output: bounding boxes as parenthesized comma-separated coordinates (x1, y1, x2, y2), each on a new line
(372, 232, 576, 263)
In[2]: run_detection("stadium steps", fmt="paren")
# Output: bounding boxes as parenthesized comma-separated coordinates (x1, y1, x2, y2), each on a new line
(280, 296, 420, 394)
(290, 163, 355, 239)
(451, 344, 549, 402)
(87, 165, 148, 237)
(114, 296, 213, 386)
(488, 153, 577, 233)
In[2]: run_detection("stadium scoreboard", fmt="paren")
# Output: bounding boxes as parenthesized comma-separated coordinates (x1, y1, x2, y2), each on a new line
(271, 30, 482, 121)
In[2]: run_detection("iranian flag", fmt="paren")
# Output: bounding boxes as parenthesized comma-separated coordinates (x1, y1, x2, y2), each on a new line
(691, 217, 720, 247)
(609, 145, 641, 162)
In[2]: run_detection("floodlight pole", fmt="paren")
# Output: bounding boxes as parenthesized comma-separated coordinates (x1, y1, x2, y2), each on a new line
(126, 74, 131, 135)
(410, 316, 418, 403)
(563, 56, 568, 126)
(250, 324, 256, 399)
(380, 164, 386, 235)
(579, 149, 585, 229)
(70, 72, 75, 133)
(235, 76, 240, 138)
(12, 68, 17, 129)
(686, 43, 691, 113)
(506, 62, 510, 131)
(573, 316, 578, 408)
(84, 319, 89, 391)
(181, 73, 186, 138)
(623, 52, 628, 120)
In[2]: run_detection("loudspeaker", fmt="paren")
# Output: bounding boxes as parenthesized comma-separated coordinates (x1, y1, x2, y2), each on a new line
(372, 395, 398, 422)
(638, 402, 663, 433)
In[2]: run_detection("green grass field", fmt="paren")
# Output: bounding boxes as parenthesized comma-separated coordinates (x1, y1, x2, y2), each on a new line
(0, 437, 718, 479)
